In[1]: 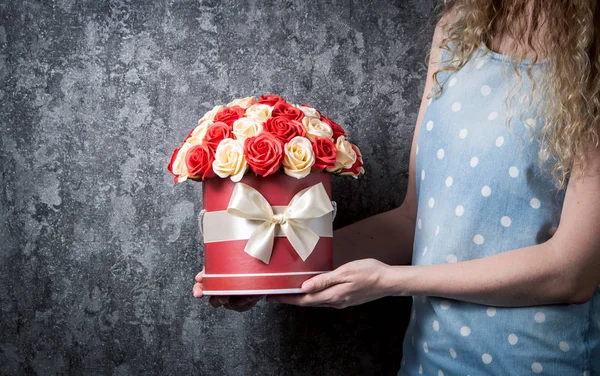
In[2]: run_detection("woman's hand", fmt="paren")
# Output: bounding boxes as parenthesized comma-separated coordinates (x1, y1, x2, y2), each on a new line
(193, 267, 263, 312)
(267, 258, 393, 309)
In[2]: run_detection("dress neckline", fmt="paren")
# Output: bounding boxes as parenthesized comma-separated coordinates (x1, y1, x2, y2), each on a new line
(477, 41, 546, 68)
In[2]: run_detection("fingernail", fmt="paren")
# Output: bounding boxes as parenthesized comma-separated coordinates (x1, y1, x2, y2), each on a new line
(218, 297, 228, 304)
(302, 281, 315, 293)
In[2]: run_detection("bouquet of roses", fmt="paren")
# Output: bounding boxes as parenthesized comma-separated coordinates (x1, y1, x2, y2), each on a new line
(167, 94, 364, 183)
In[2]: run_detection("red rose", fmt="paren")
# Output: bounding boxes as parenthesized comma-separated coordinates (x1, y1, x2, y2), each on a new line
(320, 115, 346, 141)
(264, 117, 306, 143)
(339, 144, 365, 178)
(185, 144, 215, 180)
(257, 94, 285, 106)
(168, 146, 180, 175)
(271, 102, 304, 121)
(311, 137, 337, 171)
(244, 132, 285, 177)
(213, 106, 245, 127)
(203, 122, 232, 151)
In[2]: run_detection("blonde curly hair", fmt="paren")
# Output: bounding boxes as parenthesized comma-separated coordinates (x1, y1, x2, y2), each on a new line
(432, 0, 600, 189)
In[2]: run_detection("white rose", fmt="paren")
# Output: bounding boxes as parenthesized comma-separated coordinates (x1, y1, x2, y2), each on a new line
(172, 142, 193, 182)
(212, 138, 248, 182)
(244, 104, 273, 122)
(232, 117, 263, 141)
(295, 105, 320, 119)
(186, 118, 212, 145)
(327, 135, 356, 171)
(283, 136, 315, 179)
(303, 117, 333, 141)
(200, 105, 224, 122)
(227, 96, 255, 109)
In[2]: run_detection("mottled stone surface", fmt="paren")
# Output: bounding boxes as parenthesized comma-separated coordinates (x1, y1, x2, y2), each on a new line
(0, 0, 437, 374)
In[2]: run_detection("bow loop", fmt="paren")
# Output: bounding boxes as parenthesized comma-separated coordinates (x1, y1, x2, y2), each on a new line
(226, 182, 333, 264)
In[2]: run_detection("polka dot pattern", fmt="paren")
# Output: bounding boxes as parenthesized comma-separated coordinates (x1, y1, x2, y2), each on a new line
(481, 353, 493, 364)
(501, 216, 512, 227)
(481, 186, 491, 197)
(402, 46, 590, 376)
(460, 326, 472, 337)
(534, 312, 546, 323)
(449, 348, 457, 359)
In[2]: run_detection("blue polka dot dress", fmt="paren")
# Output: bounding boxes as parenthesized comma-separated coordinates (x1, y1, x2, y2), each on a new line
(399, 46, 600, 375)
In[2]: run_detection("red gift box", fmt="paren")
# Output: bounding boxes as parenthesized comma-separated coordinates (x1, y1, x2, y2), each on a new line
(201, 172, 334, 295)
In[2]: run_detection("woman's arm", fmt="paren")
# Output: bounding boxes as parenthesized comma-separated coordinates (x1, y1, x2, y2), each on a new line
(385, 145, 600, 307)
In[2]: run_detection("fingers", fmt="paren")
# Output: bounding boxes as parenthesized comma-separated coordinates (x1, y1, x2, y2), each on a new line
(267, 287, 345, 308)
(301, 269, 341, 293)
(193, 282, 204, 298)
(195, 267, 205, 283)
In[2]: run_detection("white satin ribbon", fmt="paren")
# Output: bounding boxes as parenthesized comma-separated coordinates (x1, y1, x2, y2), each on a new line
(217, 182, 334, 264)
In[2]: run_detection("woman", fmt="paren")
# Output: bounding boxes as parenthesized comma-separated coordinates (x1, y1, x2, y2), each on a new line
(195, 1, 600, 374)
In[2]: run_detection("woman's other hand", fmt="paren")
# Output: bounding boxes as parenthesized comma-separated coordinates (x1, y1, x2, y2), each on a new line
(267, 258, 393, 309)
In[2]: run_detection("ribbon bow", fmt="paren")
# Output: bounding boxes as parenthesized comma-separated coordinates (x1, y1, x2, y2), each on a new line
(226, 182, 334, 264)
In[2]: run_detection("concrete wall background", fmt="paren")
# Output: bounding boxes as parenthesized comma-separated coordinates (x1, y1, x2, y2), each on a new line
(0, 0, 437, 374)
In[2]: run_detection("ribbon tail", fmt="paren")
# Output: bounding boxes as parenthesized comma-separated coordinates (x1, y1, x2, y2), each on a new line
(282, 221, 320, 261)
(244, 221, 276, 264)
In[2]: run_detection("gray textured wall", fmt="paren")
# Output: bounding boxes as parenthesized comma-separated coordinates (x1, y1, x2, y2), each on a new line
(0, 0, 437, 375)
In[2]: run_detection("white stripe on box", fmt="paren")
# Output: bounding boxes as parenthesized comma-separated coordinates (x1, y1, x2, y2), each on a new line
(203, 288, 304, 295)
(203, 271, 327, 278)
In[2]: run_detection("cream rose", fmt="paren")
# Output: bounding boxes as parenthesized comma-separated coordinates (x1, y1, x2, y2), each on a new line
(212, 138, 248, 182)
(232, 117, 263, 141)
(327, 135, 356, 171)
(244, 104, 273, 122)
(201, 105, 224, 121)
(295, 105, 321, 119)
(186, 118, 212, 145)
(171, 142, 193, 182)
(303, 117, 333, 141)
(227, 96, 255, 109)
(283, 136, 315, 179)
